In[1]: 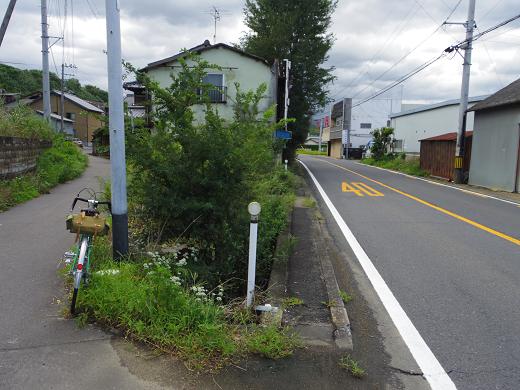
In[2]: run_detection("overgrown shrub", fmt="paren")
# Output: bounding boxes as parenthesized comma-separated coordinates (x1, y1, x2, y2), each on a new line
(370, 127, 394, 160)
(0, 105, 53, 139)
(125, 55, 294, 294)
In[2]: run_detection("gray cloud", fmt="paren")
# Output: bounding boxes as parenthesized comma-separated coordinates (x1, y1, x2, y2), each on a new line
(2, 0, 519, 104)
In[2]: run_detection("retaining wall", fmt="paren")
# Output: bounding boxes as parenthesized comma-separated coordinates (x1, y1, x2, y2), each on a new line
(0, 137, 51, 179)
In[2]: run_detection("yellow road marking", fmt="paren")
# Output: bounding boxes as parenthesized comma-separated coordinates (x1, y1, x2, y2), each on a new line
(342, 182, 364, 196)
(353, 182, 384, 197)
(320, 159, 520, 246)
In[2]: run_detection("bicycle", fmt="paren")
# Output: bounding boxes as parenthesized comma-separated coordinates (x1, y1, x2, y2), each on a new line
(66, 188, 111, 315)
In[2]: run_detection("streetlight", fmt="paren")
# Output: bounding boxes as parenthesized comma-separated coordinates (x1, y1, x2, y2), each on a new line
(246, 201, 261, 308)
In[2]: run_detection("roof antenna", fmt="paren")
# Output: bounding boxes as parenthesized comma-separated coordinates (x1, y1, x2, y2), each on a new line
(205, 6, 229, 44)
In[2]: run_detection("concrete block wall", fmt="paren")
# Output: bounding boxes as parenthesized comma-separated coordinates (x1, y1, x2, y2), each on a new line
(0, 137, 51, 179)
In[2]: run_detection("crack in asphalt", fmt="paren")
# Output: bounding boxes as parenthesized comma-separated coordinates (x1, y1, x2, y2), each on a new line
(389, 365, 424, 376)
(0, 336, 111, 352)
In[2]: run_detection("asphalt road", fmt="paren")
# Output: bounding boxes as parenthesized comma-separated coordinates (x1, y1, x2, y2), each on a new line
(0, 155, 163, 390)
(299, 155, 520, 390)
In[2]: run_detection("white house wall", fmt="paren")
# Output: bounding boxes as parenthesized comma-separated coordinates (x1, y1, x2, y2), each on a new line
(469, 106, 520, 192)
(350, 98, 401, 148)
(146, 48, 275, 123)
(391, 104, 476, 154)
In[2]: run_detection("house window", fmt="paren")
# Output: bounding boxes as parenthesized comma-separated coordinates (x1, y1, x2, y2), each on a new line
(394, 139, 404, 151)
(66, 112, 76, 121)
(360, 123, 372, 129)
(198, 73, 226, 103)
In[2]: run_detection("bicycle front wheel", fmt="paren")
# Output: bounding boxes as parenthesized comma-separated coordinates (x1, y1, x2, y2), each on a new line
(70, 237, 89, 315)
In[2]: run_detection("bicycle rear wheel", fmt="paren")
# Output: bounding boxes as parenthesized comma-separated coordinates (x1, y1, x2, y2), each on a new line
(70, 237, 89, 315)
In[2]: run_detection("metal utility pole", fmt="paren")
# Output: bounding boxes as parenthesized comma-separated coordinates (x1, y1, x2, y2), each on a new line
(105, 0, 128, 258)
(211, 6, 220, 44)
(283, 59, 291, 131)
(454, 0, 476, 184)
(41, 0, 51, 121)
(60, 64, 65, 131)
(0, 0, 17, 47)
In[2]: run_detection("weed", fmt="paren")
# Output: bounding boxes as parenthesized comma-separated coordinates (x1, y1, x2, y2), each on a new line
(362, 157, 427, 177)
(245, 325, 300, 359)
(282, 297, 304, 307)
(297, 149, 327, 156)
(339, 354, 366, 378)
(321, 300, 337, 308)
(302, 197, 316, 208)
(339, 290, 353, 304)
(75, 312, 89, 328)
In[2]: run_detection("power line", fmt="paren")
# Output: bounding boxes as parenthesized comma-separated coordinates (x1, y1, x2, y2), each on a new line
(353, 12, 520, 109)
(336, 0, 462, 101)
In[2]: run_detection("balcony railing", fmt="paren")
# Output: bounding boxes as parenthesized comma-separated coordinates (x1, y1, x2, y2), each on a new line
(196, 86, 227, 103)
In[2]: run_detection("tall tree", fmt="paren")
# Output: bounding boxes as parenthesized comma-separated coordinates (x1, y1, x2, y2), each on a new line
(241, 0, 336, 158)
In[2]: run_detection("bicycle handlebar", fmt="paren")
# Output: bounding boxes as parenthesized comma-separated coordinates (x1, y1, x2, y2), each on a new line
(71, 197, 112, 213)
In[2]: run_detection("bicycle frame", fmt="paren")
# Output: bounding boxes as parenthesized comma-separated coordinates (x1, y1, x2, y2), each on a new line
(72, 234, 93, 290)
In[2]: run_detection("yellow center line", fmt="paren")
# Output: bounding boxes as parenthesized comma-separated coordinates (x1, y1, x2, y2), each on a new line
(315, 158, 520, 247)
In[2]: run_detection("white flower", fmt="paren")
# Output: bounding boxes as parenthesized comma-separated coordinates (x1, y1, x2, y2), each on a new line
(96, 269, 120, 276)
(176, 259, 187, 267)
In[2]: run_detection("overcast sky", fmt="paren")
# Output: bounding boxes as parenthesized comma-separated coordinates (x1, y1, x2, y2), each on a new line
(2, 0, 519, 105)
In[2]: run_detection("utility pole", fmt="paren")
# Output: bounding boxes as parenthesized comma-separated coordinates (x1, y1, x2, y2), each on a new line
(41, 0, 51, 121)
(283, 59, 291, 131)
(0, 0, 17, 47)
(60, 63, 76, 132)
(105, 0, 128, 258)
(454, 0, 476, 184)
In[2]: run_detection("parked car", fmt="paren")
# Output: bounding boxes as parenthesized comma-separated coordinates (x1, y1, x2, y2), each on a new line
(67, 137, 83, 148)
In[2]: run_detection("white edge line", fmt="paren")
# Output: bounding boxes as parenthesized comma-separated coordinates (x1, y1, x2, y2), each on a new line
(351, 161, 520, 207)
(298, 158, 456, 390)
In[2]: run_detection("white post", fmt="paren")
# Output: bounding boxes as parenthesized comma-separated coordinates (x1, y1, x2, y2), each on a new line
(246, 202, 261, 308)
(284, 159, 288, 171)
(105, 0, 128, 258)
(41, 0, 51, 121)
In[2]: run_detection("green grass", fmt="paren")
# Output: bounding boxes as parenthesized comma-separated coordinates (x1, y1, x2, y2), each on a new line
(302, 197, 316, 208)
(71, 239, 301, 370)
(282, 296, 304, 307)
(0, 135, 88, 211)
(297, 149, 327, 156)
(339, 354, 366, 378)
(339, 290, 353, 304)
(361, 156, 427, 177)
(245, 325, 300, 359)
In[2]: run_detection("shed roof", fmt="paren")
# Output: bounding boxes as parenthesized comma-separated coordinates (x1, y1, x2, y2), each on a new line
(142, 40, 269, 71)
(468, 78, 520, 112)
(53, 91, 104, 113)
(390, 96, 488, 119)
(420, 131, 473, 142)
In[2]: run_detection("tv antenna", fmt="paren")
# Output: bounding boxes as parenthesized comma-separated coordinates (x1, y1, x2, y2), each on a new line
(205, 6, 230, 44)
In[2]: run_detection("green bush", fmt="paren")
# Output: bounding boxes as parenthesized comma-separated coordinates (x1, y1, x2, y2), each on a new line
(0, 105, 53, 139)
(125, 56, 294, 294)
(0, 134, 88, 211)
(362, 156, 427, 177)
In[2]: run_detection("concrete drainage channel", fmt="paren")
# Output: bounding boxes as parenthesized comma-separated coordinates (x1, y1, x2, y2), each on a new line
(262, 191, 353, 351)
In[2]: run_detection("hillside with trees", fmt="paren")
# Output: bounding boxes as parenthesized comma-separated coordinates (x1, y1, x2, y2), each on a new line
(0, 64, 107, 102)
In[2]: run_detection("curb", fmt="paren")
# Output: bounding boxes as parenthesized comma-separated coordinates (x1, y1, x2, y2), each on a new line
(314, 205, 353, 351)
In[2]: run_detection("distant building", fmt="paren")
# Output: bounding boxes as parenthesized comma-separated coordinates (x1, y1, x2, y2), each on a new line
(390, 96, 488, 155)
(138, 40, 278, 123)
(468, 79, 520, 193)
(35, 110, 74, 135)
(325, 95, 401, 159)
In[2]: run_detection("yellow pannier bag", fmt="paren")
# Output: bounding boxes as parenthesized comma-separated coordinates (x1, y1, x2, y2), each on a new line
(66, 213, 110, 236)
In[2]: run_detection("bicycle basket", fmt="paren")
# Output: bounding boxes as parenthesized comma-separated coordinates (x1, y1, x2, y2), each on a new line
(66, 213, 110, 236)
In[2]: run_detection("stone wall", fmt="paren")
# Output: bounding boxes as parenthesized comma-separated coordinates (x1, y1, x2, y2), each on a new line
(0, 137, 52, 179)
